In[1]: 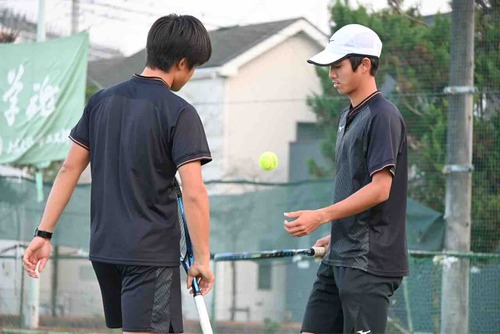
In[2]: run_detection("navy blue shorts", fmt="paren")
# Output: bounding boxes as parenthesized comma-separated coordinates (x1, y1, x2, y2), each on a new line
(302, 263, 402, 334)
(92, 262, 183, 333)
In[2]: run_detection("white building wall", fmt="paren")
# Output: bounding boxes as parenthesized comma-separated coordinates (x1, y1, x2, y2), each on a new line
(177, 75, 227, 183)
(225, 32, 322, 182)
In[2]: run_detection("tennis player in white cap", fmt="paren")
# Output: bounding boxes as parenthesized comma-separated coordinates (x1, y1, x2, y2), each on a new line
(285, 24, 409, 334)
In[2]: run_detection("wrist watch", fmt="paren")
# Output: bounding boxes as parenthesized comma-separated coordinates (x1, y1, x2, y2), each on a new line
(34, 228, 53, 240)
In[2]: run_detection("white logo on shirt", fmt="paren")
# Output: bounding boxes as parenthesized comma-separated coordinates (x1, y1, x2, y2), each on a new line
(339, 125, 345, 131)
(357, 330, 371, 334)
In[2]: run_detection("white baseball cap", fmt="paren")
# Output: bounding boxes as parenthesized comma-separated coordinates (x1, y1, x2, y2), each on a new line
(308, 24, 382, 66)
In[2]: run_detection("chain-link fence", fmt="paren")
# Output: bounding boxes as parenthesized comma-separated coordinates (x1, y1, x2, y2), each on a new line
(1, 251, 499, 333)
(0, 178, 499, 333)
(1, 1, 499, 333)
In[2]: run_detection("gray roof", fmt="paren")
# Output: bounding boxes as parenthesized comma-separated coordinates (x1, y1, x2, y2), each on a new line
(201, 18, 301, 68)
(87, 53, 137, 88)
(88, 18, 316, 88)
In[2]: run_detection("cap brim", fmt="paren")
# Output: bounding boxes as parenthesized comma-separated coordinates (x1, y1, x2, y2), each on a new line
(307, 49, 347, 66)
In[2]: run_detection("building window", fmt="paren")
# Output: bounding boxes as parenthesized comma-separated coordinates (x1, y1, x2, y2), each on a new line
(257, 263, 272, 290)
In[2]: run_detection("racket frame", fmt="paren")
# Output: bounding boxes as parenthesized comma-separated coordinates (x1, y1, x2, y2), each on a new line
(175, 180, 213, 334)
(213, 246, 326, 262)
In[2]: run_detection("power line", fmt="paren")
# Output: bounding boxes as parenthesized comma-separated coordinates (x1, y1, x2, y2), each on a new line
(1, 0, 328, 58)
(79, 0, 161, 18)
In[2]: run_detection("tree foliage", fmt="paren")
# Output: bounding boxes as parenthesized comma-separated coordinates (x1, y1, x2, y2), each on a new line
(308, 0, 500, 252)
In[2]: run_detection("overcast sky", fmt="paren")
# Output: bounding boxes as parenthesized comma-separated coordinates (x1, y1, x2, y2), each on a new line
(1, 0, 451, 56)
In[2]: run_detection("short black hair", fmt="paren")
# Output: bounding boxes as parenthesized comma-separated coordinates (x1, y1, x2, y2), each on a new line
(348, 55, 379, 76)
(146, 14, 212, 71)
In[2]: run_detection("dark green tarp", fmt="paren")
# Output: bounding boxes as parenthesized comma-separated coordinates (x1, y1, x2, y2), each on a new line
(0, 177, 444, 252)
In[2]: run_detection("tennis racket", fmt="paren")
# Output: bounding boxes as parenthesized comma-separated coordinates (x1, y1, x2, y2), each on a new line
(175, 180, 213, 334)
(213, 246, 326, 262)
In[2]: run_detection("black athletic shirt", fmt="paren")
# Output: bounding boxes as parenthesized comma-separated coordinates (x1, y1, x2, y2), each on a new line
(70, 75, 211, 266)
(323, 91, 409, 277)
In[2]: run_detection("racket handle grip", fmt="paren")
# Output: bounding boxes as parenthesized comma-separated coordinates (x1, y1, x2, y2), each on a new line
(194, 295, 213, 334)
(311, 246, 327, 258)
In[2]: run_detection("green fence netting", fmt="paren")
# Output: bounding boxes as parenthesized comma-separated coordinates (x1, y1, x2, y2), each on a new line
(0, 178, 498, 333)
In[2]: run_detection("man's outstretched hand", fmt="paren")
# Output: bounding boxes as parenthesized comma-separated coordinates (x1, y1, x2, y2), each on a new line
(284, 210, 324, 237)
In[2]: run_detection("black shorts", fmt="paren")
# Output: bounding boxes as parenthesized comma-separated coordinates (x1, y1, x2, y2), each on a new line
(302, 263, 402, 334)
(92, 261, 183, 333)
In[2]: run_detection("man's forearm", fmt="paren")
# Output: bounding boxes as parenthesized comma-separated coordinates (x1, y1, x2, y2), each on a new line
(182, 186, 211, 264)
(318, 171, 392, 224)
(38, 165, 83, 232)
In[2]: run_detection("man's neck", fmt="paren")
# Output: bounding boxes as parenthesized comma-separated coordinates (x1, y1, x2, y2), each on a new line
(140, 67, 173, 88)
(349, 78, 378, 108)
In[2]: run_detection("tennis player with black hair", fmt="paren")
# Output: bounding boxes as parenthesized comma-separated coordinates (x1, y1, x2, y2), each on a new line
(284, 24, 409, 334)
(23, 14, 214, 334)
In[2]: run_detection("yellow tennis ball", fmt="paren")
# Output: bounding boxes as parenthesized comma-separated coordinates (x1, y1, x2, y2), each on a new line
(259, 151, 279, 171)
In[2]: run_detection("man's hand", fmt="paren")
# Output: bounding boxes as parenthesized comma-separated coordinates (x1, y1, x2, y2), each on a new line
(284, 210, 325, 237)
(187, 262, 215, 296)
(23, 237, 52, 278)
(314, 235, 331, 251)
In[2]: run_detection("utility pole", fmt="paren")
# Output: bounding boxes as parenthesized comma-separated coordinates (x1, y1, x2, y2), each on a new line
(440, 0, 475, 333)
(36, 0, 46, 42)
(24, 1, 46, 328)
(71, 0, 80, 34)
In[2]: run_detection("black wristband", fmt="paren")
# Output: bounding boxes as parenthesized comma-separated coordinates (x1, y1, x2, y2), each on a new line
(34, 228, 53, 240)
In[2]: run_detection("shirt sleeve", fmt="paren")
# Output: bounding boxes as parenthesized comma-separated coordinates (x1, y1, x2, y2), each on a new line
(366, 110, 405, 176)
(69, 96, 93, 150)
(172, 105, 212, 168)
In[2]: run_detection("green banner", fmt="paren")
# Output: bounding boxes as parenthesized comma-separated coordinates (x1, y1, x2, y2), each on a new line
(0, 32, 88, 165)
